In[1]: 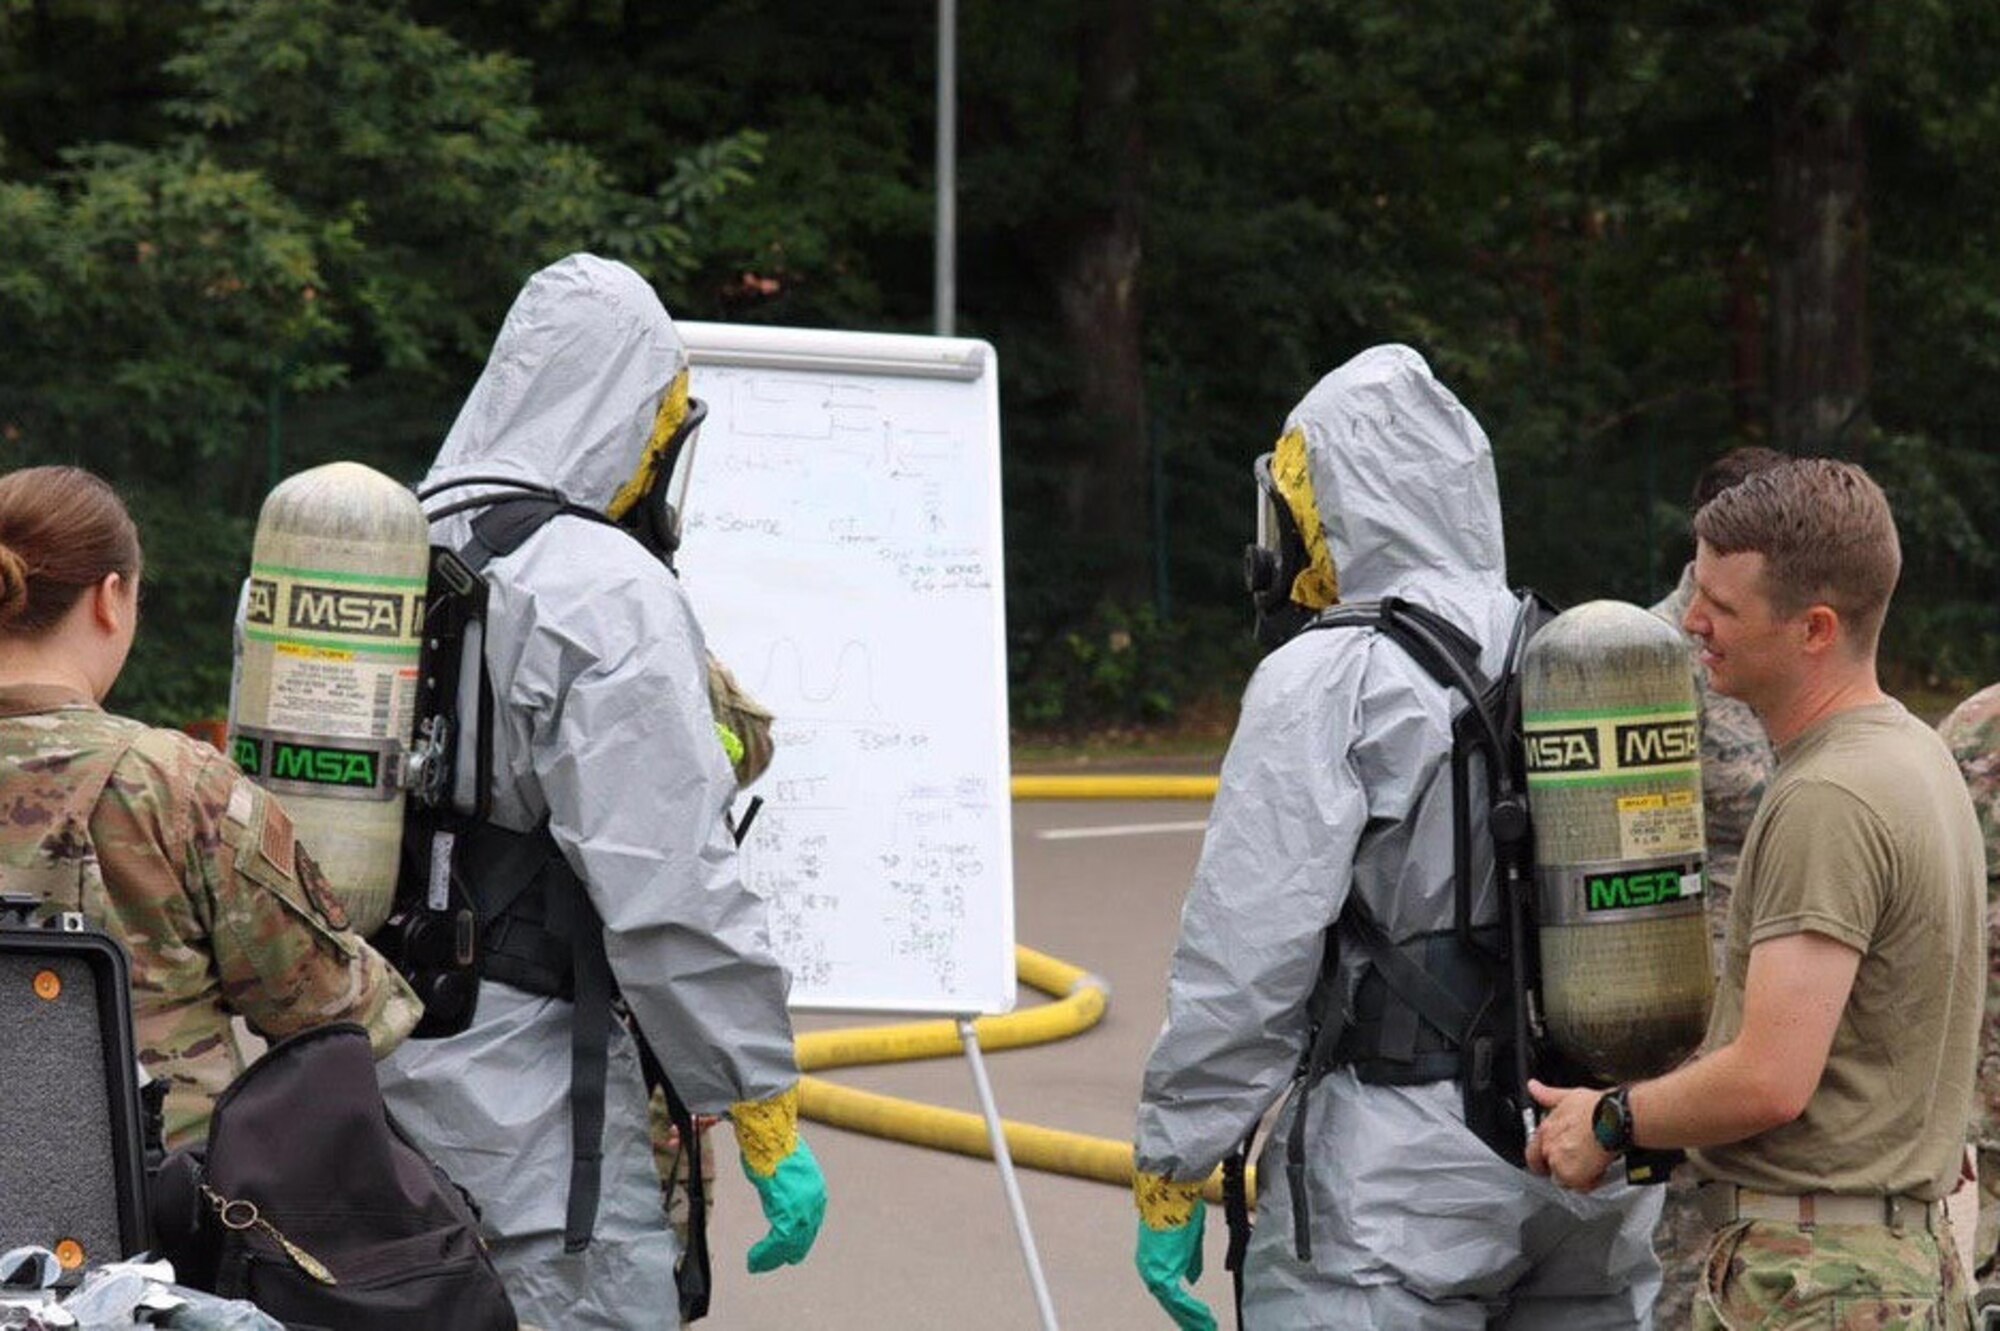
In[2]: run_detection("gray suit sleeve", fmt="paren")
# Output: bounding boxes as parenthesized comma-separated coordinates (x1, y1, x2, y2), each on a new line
(521, 541, 799, 1112)
(1135, 639, 1371, 1180)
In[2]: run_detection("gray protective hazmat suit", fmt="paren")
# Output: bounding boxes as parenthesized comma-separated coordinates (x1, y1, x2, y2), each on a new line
(378, 255, 801, 1329)
(1136, 345, 1663, 1328)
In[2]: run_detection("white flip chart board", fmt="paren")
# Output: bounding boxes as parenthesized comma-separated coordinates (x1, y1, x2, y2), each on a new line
(675, 322, 1017, 1016)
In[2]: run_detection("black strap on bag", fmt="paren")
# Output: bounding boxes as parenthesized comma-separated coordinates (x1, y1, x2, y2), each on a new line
(1220, 1133, 1253, 1328)
(636, 1029, 713, 1322)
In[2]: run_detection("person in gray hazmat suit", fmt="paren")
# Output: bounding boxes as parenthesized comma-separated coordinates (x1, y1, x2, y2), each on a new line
(378, 254, 828, 1328)
(1131, 345, 1663, 1328)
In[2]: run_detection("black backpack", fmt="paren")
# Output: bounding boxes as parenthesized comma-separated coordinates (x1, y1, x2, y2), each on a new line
(152, 1023, 518, 1331)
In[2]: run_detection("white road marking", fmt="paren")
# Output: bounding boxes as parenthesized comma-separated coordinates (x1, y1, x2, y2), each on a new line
(1037, 820, 1210, 841)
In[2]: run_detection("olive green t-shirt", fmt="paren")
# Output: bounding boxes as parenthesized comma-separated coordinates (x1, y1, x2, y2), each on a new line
(1691, 701, 1984, 1200)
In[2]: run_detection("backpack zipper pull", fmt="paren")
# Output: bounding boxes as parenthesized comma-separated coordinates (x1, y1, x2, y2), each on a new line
(203, 1185, 338, 1286)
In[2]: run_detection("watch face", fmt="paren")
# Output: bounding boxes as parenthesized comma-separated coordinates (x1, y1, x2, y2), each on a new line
(1592, 1091, 1627, 1151)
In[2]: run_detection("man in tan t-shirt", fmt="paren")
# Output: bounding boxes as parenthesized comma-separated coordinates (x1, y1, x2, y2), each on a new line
(1527, 458, 1984, 1328)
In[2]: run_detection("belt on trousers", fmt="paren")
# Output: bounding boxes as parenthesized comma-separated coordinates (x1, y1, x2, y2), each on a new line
(1696, 1181, 1945, 1233)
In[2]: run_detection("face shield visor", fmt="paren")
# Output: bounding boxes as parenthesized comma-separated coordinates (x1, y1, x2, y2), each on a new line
(607, 370, 708, 563)
(1242, 428, 1339, 651)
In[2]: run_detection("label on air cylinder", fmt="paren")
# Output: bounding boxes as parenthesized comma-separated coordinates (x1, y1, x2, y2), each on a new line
(245, 564, 424, 653)
(262, 645, 419, 742)
(1523, 708, 1699, 786)
(1615, 788, 1704, 859)
(1538, 854, 1705, 927)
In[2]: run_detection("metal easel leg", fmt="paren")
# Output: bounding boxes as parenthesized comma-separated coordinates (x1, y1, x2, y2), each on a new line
(957, 1017, 1060, 1331)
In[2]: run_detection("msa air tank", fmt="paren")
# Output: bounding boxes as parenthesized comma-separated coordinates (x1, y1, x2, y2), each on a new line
(228, 463, 428, 935)
(1521, 600, 1714, 1084)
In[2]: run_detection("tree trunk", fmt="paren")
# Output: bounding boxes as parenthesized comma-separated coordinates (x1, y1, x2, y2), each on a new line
(1727, 243, 1767, 437)
(1055, 0, 1151, 605)
(1769, 0, 1870, 457)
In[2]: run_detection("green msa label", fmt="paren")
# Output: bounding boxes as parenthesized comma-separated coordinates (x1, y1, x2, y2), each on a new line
(1584, 867, 1692, 912)
(231, 736, 261, 776)
(269, 740, 380, 791)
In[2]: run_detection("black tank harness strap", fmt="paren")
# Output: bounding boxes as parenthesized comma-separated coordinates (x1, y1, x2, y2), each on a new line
(437, 492, 710, 1280)
(1221, 596, 1530, 1313)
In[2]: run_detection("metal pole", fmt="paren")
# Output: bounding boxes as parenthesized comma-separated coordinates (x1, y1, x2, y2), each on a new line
(958, 1018, 1059, 1330)
(935, 0, 957, 337)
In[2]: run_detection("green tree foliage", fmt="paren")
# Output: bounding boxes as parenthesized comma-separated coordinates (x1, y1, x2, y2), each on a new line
(0, 0, 757, 720)
(4, 0, 1998, 727)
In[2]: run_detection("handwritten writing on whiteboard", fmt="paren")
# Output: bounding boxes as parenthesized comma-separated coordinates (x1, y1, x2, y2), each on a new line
(676, 330, 1016, 1016)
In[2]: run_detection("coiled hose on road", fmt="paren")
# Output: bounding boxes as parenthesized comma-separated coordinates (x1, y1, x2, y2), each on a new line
(796, 770, 1245, 1205)
(796, 945, 1248, 1203)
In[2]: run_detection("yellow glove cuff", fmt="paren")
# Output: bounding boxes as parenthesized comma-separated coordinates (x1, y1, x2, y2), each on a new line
(731, 1085, 802, 1178)
(1134, 1170, 1205, 1231)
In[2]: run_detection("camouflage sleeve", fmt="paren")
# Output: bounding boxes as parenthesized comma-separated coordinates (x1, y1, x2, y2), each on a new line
(185, 757, 421, 1055)
(1938, 683, 2000, 1288)
(1693, 668, 1775, 893)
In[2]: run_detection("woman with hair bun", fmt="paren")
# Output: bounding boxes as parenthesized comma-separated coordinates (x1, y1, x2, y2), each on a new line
(0, 464, 420, 1146)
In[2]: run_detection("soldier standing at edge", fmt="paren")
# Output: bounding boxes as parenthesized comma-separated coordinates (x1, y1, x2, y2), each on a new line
(1533, 459, 1982, 1328)
(0, 464, 419, 1147)
(1938, 681, 2000, 1310)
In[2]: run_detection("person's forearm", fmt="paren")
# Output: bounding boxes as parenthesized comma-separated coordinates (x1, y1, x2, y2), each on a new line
(1629, 1039, 1803, 1150)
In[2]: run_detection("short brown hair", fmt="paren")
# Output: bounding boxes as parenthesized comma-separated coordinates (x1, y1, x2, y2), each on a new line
(0, 466, 143, 636)
(1693, 458, 1899, 651)
(1691, 446, 1788, 511)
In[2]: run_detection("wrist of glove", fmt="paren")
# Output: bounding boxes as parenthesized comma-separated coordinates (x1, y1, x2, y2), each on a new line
(1134, 1171, 1205, 1231)
(730, 1086, 801, 1178)
(1133, 1171, 1216, 1331)
(731, 1087, 827, 1273)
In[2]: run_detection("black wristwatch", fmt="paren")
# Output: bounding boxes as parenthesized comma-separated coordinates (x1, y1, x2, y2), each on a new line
(1592, 1085, 1635, 1155)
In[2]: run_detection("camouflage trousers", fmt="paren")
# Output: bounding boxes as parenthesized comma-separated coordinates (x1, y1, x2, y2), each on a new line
(1693, 1218, 1975, 1330)
(1656, 1168, 1710, 1327)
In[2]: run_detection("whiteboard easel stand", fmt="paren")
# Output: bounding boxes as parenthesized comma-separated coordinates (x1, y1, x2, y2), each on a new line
(957, 1017, 1059, 1331)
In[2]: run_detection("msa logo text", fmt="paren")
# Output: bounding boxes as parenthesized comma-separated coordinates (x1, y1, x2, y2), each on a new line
(1615, 719, 1698, 768)
(230, 736, 261, 776)
(1585, 869, 1685, 911)
(245, 578, 278, 626)
(271, 741, 378, 790)
(288, 584, 404, 638)
(1525, 727, 1599, 773)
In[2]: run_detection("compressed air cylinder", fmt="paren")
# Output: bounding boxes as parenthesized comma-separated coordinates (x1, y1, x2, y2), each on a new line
(1522, 600, 1714, 1085)
(227, 463, 429, 936)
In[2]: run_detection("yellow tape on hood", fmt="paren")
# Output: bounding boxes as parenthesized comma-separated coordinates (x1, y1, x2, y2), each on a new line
(1273, 426, 1339, 609)
(606, 368, 691, 521)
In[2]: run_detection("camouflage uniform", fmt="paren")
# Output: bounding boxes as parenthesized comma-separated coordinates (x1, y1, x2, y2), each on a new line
(1651, 565, 1781, 1328)
(645, 654, 777, 1241)
(1939, 682, 2000, 1306)
(1694, 1219, 1974, 1329)
(0, 685, 421, 1148)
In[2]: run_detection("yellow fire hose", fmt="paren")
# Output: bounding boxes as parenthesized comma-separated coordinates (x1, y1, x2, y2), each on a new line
(794, 944, 1251, 1206)
(1008, 774, 1219, 801)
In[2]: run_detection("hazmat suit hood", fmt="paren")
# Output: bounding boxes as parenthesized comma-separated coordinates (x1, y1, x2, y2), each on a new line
(1286, 344, 1508, 637)
(423, 253, 686, 514)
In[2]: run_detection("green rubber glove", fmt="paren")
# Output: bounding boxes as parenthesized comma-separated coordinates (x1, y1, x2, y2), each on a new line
(1135, 1200, 1217, 1331)
(740, 1134, 828, 1272)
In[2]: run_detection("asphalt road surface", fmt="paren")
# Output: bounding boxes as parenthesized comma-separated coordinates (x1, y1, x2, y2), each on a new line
(705, 796, 1224, 1330)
